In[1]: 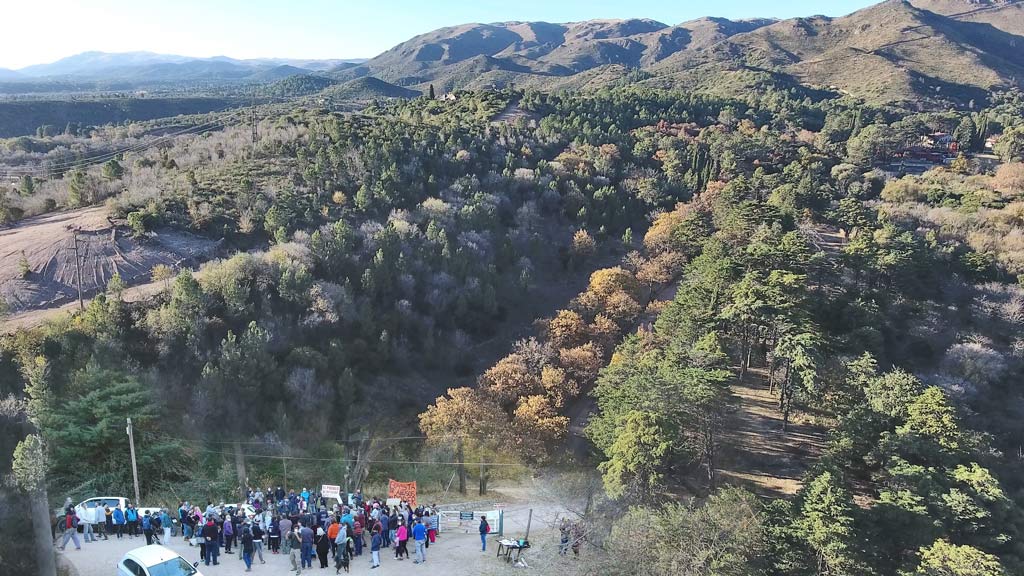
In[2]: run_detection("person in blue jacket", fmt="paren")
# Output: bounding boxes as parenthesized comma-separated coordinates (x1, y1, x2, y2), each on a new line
(113, 505, 126, 539)
(142, 511, 154, 545)
(369, 528, 382, 569)
(125, 505, 138, 538)
(479, 515, 490, 552)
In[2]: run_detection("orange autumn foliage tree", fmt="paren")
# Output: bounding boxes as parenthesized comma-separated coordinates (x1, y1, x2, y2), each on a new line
(419, 387, 507, 453)
(479, 353, 542, 406)
(511, 395, 570, 460)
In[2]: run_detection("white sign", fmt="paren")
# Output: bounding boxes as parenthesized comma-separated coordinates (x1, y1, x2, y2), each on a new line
(385, 498, 401, 507)
(321, 484, 341, 500)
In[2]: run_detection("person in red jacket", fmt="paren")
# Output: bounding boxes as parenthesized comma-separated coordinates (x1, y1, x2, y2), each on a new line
(58, 505, 81, 551)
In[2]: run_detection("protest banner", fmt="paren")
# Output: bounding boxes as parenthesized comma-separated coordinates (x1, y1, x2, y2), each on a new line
(387, 479, 417, 507)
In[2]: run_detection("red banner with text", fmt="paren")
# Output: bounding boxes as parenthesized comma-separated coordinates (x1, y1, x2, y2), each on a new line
(388, 479, 417, 507)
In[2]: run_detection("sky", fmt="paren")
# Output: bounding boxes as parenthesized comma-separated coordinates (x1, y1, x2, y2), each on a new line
(1, 0, 876, 69)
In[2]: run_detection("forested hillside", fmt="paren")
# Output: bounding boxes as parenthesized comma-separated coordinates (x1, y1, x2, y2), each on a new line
(2, 79, 1024, 574)
(3, 2, 1024, 575)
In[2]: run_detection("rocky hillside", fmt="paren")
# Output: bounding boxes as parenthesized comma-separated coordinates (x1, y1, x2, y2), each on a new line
(655, 0, 1024, 105)
(910, 0, 1024, 35)
(331, 0, 1024, 106)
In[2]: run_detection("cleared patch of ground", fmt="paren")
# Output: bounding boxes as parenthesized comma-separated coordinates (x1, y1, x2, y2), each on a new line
(717, 367, 828, 497)
(490, 99, 537, 126)
(0, 206, 218, 316)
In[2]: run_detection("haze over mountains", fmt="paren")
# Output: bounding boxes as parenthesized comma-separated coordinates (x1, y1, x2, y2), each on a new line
(0, 51, 365, 84)
(2, 0, 1022, 106)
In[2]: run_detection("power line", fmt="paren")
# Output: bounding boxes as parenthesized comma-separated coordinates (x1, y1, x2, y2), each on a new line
(191, 447, 519, 467)
(192, 435, 431, 445)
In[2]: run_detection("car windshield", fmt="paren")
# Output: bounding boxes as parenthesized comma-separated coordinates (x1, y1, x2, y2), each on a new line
(147, 557, 197, 576)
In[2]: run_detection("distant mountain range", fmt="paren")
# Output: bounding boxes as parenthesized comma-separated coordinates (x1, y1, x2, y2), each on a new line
(0, 51, 366, 86)
(2, 0, 1023, 106)
(327, 0, 1024, 106)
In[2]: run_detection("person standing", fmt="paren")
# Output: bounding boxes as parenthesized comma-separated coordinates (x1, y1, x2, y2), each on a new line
(287, 527, 302, 575)
(315, 526, 329, 568)
(479, 515, 490, 552)
(142, 511, 154, 545)
(327, 519, 340, 559)
(223, 513, 235, 554)
(113, 505, 126, 539)
(125, 505, 138, 538)
(161, 509, 172, 544)
(268, 518, 281, 554)
(378, 506, 389, 545)
(80, 503, 96, 543)
(352, 518, 364, 557)
(241, 526, 255, 572)
(387, 510, 398, 549)
(153, 513, 164, 545)
(202, 517, 220, 566)
(427, 510, 439, 546)
(394, 521, 409, 560)
(300, 522, 314, 569)
(58, 506, 81, 551)
(251, 521, 266, 564)
(412, 517, 427, 564)
(369, 529, 382, 569)
(103, 505, 113, 540)
(279, 516, 293, 554)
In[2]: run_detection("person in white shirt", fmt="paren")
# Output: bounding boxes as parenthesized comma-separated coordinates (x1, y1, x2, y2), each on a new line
(80, 503, 97, 543)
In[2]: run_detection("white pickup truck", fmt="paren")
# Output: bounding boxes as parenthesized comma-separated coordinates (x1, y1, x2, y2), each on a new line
(74, 496, 162, 524)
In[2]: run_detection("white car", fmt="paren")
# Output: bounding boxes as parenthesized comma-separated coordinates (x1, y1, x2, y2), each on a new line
(118, 544, 203, 576)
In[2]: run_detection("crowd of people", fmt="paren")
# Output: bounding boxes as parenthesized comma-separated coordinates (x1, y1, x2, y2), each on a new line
(179, 486, 448, 573)
(55, 498, 175, 551)
(54, 485, 503, 573)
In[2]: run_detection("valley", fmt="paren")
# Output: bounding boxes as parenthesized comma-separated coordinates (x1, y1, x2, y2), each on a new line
(3, 2, 1024, 576)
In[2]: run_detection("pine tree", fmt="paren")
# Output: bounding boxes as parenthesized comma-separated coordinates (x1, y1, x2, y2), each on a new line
(797, 470, 860, 575)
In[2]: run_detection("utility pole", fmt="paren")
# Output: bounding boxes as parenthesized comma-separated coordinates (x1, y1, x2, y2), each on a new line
(126, 418, 141, 507)
(71, 230, 84, 311)
(456, 437, 466, 495)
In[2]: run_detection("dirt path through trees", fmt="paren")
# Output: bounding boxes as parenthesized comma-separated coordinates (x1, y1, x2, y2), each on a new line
(717, 367, 827, 496)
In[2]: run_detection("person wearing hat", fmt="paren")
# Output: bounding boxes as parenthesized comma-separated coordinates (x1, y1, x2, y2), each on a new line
(251, 519, 266, 564)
